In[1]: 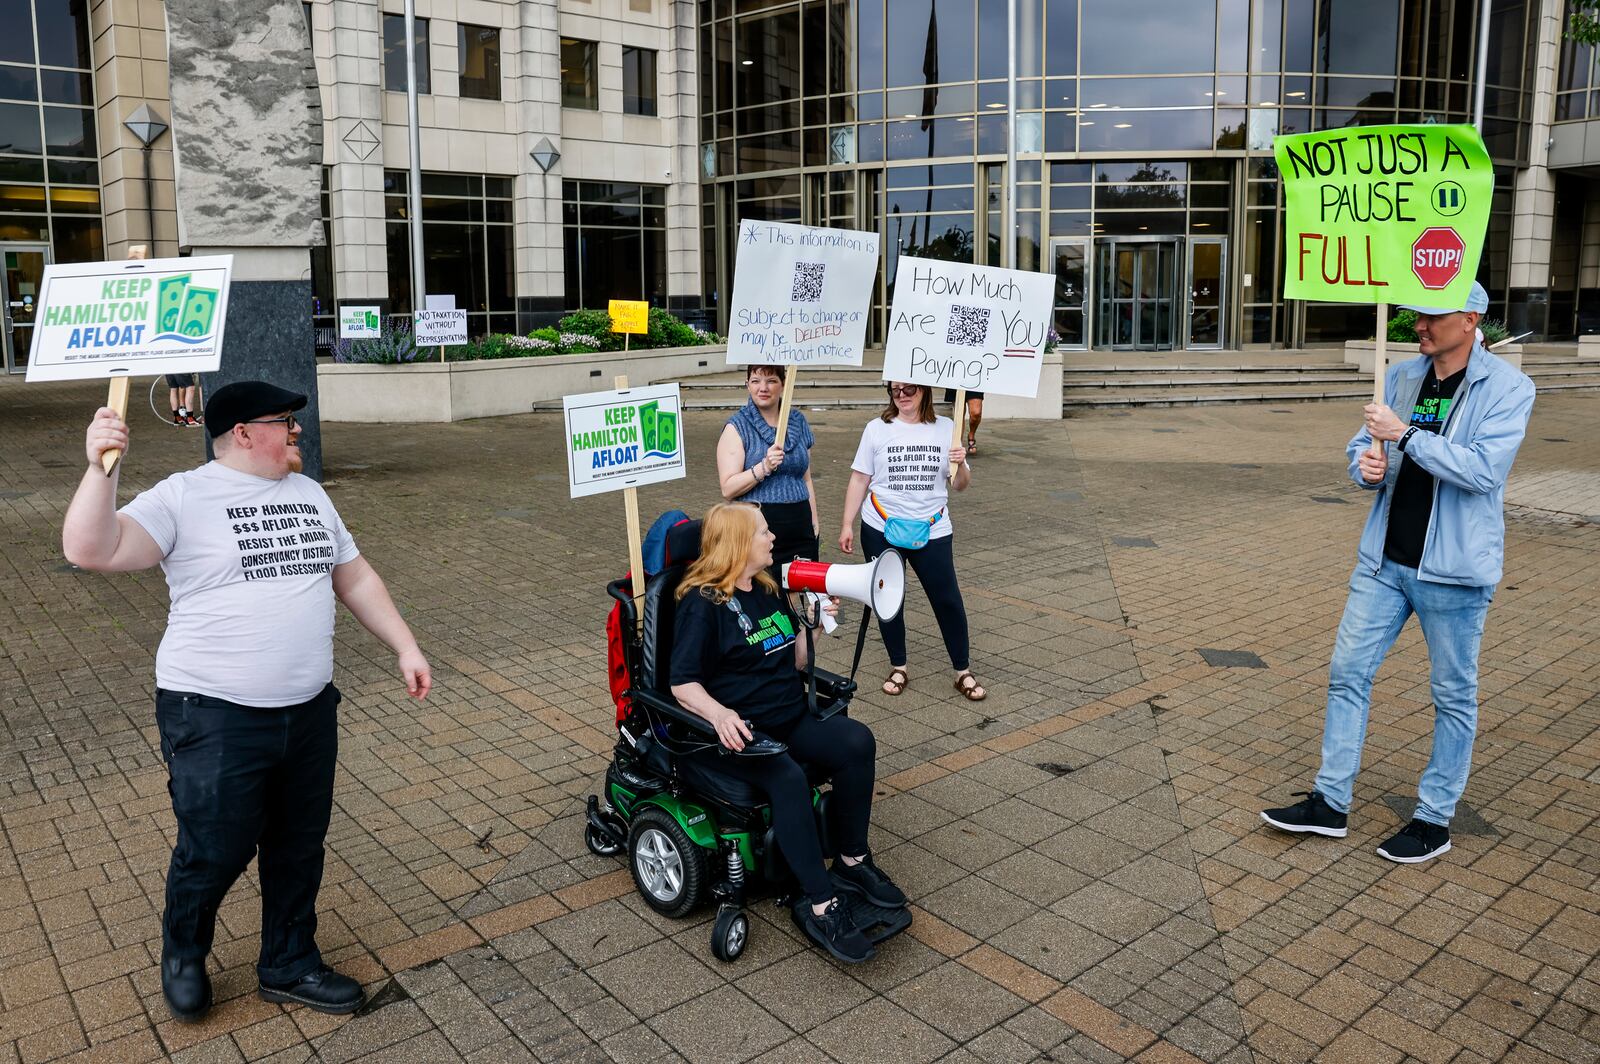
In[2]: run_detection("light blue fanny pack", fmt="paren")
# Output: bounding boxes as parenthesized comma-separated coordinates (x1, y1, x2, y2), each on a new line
(872, 492, 942, 550)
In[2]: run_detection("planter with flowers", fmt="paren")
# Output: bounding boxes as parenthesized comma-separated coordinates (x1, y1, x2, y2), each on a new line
(317, 309, 726, 423)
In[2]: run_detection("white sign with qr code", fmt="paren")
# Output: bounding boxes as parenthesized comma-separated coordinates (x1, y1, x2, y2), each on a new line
(725, 219, 880, 367)
(881, 256, 1055, 398)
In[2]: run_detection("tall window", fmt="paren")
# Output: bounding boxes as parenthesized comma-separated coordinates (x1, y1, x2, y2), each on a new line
(385, 171, 516, 335)
(562, 38, 598, 109)
(623, 46, 658, 116)
(562, 181, 666, 309)
(382, 14, 431, 94)
(458, 24, 501, 101)
(312, 167, 335, 348)
(0, 0, 102, 262)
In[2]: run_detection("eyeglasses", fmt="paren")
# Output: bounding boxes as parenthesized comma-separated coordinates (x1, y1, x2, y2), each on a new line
(245, 414, 297, 431)
(889, 385, 921, 396)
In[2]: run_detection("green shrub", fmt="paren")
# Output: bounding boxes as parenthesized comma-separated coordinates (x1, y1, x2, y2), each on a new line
(1387, 309, 1512, 347)
(436, 309, 722, 362)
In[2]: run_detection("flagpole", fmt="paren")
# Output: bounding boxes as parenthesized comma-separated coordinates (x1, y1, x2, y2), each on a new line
(403, 0, 426, 315)
(1005, 0, 1017, 270)
(1471, 0, 1491, 131)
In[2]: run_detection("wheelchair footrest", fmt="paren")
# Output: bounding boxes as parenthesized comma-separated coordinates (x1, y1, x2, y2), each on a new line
(848, 897, 912, 946)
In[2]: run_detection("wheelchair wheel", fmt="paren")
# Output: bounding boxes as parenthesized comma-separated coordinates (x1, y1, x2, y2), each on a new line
(586, 824, 624, 857)
(710, 905, 749, 962)
(628, 808, 706, 917)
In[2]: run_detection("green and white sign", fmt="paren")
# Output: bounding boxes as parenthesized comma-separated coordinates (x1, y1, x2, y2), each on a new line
(24, 255, 232, 382)
(339, 305, 381, 339)
(1274, 124, 1493, 307)
(563, 382, 686, 499)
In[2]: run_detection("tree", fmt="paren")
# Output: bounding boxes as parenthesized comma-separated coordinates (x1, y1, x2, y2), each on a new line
(1569, 2, 1600, 44)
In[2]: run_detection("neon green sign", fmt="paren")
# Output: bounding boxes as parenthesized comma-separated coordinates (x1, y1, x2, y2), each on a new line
(1274, 124, 1494, 307)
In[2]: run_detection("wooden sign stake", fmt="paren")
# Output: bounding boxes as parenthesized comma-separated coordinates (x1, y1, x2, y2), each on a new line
(949, 386, 967, 481)
(614, 373, 647, 623)
(101, 376, 130, 476)
(1370, 302, 1388, 458)
(773, 369, 798, 450)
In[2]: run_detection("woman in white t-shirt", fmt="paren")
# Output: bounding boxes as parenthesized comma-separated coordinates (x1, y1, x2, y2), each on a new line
(838, 381, 985, 701)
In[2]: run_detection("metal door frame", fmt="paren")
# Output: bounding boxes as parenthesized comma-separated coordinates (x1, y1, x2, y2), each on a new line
(1185, 236, 1228, 351)
(1, 242, 52, 374)
(1047, 236, 1091, 351)
(1094, 235, 1182, 351)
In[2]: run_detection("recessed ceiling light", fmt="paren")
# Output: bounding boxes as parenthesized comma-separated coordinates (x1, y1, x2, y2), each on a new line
(1113, 122, 1132, 128)
(1080, 120, 1095, 125)
(1286, 91, 1305, 97)
(741, 59, 753, 66)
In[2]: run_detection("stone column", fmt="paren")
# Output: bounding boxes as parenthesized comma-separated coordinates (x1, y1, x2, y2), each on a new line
(165, 0, 327, 478)
(321, 0, 389, 307)
(664, 0, 704, 326)
(515, 0, 565, 329)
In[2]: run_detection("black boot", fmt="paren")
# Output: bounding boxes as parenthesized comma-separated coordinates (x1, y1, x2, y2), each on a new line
(259, 965, 365, 1014)
(161, 954, 213, 1023)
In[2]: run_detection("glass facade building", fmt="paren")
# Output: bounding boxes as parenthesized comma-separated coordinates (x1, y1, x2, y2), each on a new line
(697, 0, 1539, 349)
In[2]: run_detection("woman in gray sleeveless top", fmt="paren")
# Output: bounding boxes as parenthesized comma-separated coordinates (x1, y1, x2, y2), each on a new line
(716, 365, 818, 566)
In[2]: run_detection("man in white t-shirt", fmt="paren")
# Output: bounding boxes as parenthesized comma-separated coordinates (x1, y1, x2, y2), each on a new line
(62, 381, 432, 1023)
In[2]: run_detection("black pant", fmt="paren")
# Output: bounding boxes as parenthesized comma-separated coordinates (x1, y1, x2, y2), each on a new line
(694, 713, 875, 904)
(860, 524, 970, 671)
(156, 683, 339, 983)
(758, 500, 819, 568)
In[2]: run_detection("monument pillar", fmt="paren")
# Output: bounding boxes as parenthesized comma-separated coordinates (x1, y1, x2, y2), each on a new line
(164, 0, 327, 478)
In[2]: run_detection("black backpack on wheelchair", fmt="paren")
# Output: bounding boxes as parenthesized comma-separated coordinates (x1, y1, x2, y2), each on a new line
(584, 518, 912, 961)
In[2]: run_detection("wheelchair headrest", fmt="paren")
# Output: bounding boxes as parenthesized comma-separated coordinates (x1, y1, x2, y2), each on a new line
(663, 519, 702, 569)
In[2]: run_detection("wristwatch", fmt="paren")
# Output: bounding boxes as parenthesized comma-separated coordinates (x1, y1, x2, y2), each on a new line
(1397, 426, 1418, 453)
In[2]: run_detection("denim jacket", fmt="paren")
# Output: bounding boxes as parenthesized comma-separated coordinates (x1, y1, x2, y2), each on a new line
(1347, 343, 1535, 587)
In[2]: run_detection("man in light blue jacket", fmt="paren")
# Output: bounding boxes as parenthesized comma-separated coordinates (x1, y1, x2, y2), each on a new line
(1262, 281, 1535, 863)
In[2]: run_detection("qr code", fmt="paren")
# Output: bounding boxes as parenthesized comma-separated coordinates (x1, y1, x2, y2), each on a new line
(791, 261, 826, 302)
(946, 305, 990, 346)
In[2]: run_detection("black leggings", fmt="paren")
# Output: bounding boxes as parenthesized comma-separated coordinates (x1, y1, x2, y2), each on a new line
(860, 524, 970, 671)
(693, 713, 875, 904)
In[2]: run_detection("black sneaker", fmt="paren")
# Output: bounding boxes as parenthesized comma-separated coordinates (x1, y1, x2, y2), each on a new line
(259, 964, 365, 1014)
(160, 954, 212, 1023)
(1260, 790, 1348, 838)
(1377, 819, 1451, 864)
(792, 897, 875, 964)
(831, 853, 907, 909)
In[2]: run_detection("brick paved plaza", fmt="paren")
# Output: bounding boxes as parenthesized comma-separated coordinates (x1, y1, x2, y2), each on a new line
(1, 380, 1596, 1064)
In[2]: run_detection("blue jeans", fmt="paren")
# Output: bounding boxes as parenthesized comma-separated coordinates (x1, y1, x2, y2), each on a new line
(1314, 558, 1493, 827)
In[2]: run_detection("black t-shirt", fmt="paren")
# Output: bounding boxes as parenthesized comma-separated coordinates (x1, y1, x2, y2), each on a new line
(670, 583, 805, 731)
(1384, 365, 1466, 568)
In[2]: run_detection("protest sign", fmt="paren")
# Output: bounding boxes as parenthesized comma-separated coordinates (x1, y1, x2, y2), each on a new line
(882, 257, 1054, 398)
(415, 309, 468, 346)
(726, 219, 879, 367)
(339, 305, 381, 339)
(24, 255, 233, 383)
(609, 300, 649, 335)
(1274, 124, 1493, 308)
(563, 382, 686, 500)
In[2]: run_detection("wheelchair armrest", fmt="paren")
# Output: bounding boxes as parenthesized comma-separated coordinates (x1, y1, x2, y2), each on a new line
(631, 688, 719, 739)
(810, 666, 857, 702)
(607, 579, 638, 627)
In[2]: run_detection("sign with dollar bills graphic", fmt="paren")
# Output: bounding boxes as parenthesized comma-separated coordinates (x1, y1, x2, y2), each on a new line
(24, 256, 233, 382)
(562, 382, 686, 499)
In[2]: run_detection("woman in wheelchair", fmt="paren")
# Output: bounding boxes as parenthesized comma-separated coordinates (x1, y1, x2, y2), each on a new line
(669, 502, 905, 964)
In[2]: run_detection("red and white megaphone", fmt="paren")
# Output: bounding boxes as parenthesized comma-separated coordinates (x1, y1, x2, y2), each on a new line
(783, 550, 905, 624)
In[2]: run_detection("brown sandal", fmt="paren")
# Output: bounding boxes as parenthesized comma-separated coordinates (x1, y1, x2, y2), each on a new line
(953, 672, 987, 701)
(882, 668, 909, 696)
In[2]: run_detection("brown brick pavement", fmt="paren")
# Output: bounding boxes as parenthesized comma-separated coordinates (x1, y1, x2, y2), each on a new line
(0, 378, 1594, 1063)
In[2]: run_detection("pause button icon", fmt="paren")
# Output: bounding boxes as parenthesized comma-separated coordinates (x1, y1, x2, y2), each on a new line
(1434, 181, 1465, 216)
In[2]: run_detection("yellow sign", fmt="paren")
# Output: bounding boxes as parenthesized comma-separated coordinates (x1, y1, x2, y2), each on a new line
(608, 300, 649, 334)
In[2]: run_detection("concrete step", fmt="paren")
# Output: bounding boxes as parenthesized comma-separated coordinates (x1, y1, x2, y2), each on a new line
(1065, 372, 1363, 390)
(1064, 386, 1371, 408)
(1062, 362, 1352, 375)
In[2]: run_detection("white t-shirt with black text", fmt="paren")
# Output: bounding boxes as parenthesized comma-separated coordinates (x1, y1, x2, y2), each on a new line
(120, 462, 360, 706)
(850, 415, 957, 539)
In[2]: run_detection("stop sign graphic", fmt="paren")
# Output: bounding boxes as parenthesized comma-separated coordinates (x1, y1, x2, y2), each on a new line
(1411, 227, 1465, 290)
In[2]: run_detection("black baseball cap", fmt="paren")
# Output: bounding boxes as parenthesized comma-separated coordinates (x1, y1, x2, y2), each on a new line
(204, 381, 308, 438)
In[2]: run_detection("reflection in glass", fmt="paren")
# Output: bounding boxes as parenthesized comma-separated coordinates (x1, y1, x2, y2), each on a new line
(0, 66, 36, 102)
(1079, 109, 1211, 151)
(42, 106, 93, 157)
(0, 0, 33, 64)
(888, 0, 974, 89)
(624, 47, 658, 115)
(35, 0, 90, 69)
(739, 10, 801, 106)
(458, 24, 501, 101)
(562, 38, 599, 109)
(1081, 0, 1214, 75)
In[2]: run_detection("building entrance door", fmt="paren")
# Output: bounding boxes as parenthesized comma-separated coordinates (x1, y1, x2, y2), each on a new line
(1094, 239, 1179, 351)
(1185, 237, 1227, 350)
(1, 244, 51, 374)
(1048, 238, 1089, 350)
